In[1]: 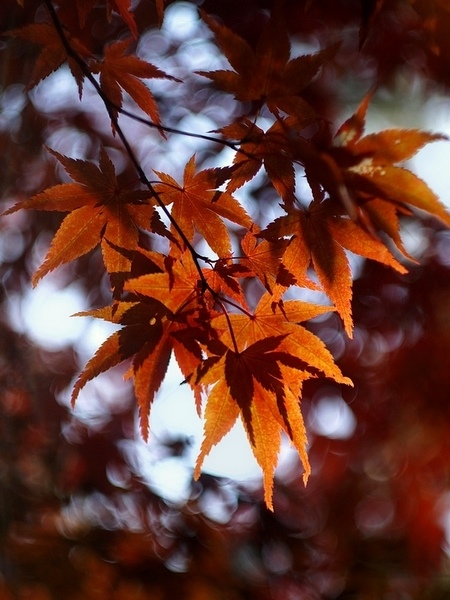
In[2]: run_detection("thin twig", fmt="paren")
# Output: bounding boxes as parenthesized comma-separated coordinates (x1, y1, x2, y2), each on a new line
(44, 0, 210, 284)
(43, 0, 255, 328)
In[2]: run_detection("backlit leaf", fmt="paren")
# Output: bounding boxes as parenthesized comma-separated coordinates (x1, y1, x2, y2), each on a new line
(153, 156, 252, 256)
(3, 147, 154, 286)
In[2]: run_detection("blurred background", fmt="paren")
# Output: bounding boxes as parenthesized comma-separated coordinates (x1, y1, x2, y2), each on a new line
(2, 0, 450, 597)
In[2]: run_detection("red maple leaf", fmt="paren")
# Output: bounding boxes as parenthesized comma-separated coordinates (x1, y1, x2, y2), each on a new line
(10, 22, 91, 95)
(76, 0, 139, 37)
(92, 39, 180, 127)
(198, 10, 337, 123)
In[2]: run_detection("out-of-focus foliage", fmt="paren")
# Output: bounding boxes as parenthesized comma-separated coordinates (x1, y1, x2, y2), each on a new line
(2, 0, 450, 598)
(3, 232, 450, 598)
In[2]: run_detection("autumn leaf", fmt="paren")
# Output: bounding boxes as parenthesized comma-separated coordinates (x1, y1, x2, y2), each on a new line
(261, 200, 407, 336)
(123, 250, 226, 417)
(217, 118, 297, 203)
(239, 230, 288, 293)
(124, 250, 207, 315)
(72, 252, 219, 437)
(2, 147, 154, 286)
(330, 95, 450, 227)
(193, 292, 351, 508)
(194, 334, 310, 509)
(76, 0, 139, 37)
(108, 0, 139, 37)
(10, 22, 90, 95)
(198, 10, 336, 123)
(361, 197, 415, 261)
(203, 259, 251, 309)
(91, 39, 180, 127)
(71, 298, 174, 439)
(153, 156, 252, 256)
(212, 292, 352, 385)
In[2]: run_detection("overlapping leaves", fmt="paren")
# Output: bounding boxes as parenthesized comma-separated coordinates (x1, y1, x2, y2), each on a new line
(3, 0, 450, 510)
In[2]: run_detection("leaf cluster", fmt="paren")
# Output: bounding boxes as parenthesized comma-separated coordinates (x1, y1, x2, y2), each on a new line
(2, 0, 450, 509)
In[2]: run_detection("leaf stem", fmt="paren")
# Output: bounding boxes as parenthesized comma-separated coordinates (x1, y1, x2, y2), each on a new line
(215, 298, 240, 354)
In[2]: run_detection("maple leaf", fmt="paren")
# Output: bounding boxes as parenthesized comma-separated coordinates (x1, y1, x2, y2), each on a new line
(198, 10, 336, 123)
(261, 200, 407, 336)
(76, 0, 139, 37)
(72, 251, 218, 437)
(91, 39, 181, 127)
(195, 334, 311, 509)
(194, 293, 350, 509)
(124, 250, 207, 315)
(239, 230, 288, 293)
(107, 0, 139, 36)
(217, 118, 297, 203)
(328, 95, 450, 228)
(2, 147, 154, 286)
(153, 156, 252, 257)
(10, 22, 90, 95)
(71, 299, 179, 439)
(203, 259, 251, 309)
(211, 292, 351, 385)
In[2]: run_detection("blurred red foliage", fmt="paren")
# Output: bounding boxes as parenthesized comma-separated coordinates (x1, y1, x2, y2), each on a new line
(2, 1, 450, 598)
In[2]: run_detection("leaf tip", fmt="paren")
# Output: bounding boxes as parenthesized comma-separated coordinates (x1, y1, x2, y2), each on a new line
(264, 485, 274, 512)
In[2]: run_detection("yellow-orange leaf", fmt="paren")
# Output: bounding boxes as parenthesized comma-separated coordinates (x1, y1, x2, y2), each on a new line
(261, 200, 406, 336)
(348, 166, 450, 227)
(3, 147, 154, 286)
(332, 95, 450, 227)
(240, 231, 288, 293)
(196, 333, 312, 509)
(218, 119, 296, 202)
(153, 156, 252, 256)
(214, 292, 351, 384)
(192, 292, 352, 508)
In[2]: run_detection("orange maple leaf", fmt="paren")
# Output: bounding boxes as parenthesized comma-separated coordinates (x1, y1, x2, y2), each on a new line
(239, 230, 288, 294)
(91, 39, 180, 127)
(153, 156, 252, 257)
(10, 22, 90, 95)
(323, 94, 450, 228)
(71, 299, 187, 439)
(124, 250, 208, 314)
(261, 199, 407, 336)
(212, 292, 351, 385)
(2, 147, 154, 286)
(198, 10, 336, 123)
(195, 334, 311, 510)
(72, 251, 221, 437)
(194, 292, 351, 508)
(203, 259, 251, 309)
